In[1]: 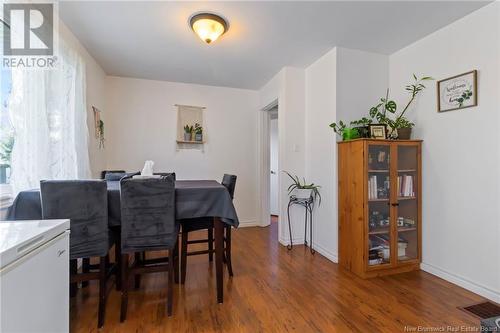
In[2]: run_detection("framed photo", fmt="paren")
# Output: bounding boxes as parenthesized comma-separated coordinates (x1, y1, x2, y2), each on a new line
(437, 70, 477, 112)
(369, 124, 386, 139)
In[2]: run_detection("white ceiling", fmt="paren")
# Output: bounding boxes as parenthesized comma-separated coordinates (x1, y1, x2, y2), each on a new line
(60, 1, 490, 90)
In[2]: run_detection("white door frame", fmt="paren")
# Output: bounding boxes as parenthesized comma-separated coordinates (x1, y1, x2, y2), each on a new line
(259, 99, 279, 229)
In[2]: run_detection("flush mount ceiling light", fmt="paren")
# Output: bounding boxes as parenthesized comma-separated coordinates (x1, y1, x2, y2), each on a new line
(189, 13, 228, 44)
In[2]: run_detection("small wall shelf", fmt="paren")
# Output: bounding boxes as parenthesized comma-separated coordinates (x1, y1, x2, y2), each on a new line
(176, 140, 205, 144)
(175, 104, 206, 151)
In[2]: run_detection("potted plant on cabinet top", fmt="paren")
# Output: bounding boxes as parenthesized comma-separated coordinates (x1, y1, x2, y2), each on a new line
(329, 120, 361, 141)
(183, 124, 193, 141)
(284, 171, 321, 204)
(368, 75, 433, 139)
(194, 123, 203, 141)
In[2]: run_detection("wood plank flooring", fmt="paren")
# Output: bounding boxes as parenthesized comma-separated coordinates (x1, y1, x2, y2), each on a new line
(71, 223, 484, 332)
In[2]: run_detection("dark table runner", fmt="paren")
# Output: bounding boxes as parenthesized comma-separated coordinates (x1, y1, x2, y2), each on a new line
(7, 180, 239, 227)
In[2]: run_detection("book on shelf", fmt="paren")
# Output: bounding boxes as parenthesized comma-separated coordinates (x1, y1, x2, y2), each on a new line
(397, 174, 415, 197)
(368, 175, 389, 200)
(368, 175, 377, 199)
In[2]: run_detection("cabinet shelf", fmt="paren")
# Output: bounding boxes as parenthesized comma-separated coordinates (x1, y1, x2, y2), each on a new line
(369, 227, 417, 235)
(368, 198, 389, 202)
(176, 140, 205, 144)
(368, 169, 389, 173)
(398, 196, 416, 201)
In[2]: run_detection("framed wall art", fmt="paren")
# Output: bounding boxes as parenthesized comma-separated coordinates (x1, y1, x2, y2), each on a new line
(437, 70, 477, 112)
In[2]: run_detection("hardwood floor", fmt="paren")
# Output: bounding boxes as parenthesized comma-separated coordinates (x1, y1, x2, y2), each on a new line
(71, 223, 484, 332)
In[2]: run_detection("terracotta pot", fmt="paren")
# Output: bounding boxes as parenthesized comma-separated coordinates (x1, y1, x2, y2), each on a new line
(397, 128, 412, 140)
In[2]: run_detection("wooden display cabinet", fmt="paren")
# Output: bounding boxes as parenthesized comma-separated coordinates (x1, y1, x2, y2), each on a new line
(338, 139, 422, 278)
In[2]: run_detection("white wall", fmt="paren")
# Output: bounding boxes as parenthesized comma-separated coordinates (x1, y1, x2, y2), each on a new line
(305, 48, 338, 261)
(336, 48, 389, 123)
(258, 67, 307, 244)
(59, 21, 107, 178)
(105, 76, 260, 226)
(303, 47, 389, 262)
(389, 3, 500, 302)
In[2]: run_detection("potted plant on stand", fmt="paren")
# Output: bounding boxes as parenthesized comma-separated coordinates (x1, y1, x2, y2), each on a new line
(194, 123, 203, 141)
(183, 124, 193, 141)
(284, 171, 321, 204)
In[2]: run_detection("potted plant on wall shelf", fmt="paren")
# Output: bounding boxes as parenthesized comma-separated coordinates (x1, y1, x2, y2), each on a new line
(183, 124, 193, 141)
(194, 123, 203, 141)
(284, 171, 321, 204)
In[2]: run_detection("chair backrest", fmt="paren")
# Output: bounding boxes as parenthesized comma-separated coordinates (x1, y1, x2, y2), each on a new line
(101, 170, 126, 179)
(40, 180, 109, 259)
(154, 172, 176, 179)
(119, 174, 177, 253)
(222, 174, 237, 199)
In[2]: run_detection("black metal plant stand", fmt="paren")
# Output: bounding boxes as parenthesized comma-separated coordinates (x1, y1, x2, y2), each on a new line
(286, 196, 315, 254)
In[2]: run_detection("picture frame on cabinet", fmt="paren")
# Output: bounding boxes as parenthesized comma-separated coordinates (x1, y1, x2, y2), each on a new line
(369, 124, 387, 139)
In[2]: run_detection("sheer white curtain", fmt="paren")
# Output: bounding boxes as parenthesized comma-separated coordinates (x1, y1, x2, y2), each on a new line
(8, 40, 91, 195)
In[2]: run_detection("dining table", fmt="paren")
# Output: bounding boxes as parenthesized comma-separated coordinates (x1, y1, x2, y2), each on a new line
(6, 179, 239, 303)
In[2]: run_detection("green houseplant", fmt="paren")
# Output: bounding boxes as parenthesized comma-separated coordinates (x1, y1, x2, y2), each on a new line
(368, 75, 433, 139)
(194, 123, 203, 141)
(284, 171, 321, 204)
(183, 124, 193, 141)
(97, 120, 105, 148)
(329, 120, 360, 141)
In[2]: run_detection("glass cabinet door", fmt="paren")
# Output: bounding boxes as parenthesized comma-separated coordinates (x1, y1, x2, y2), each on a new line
(367, 144, 391, 266)
(396, 145, 419, 262)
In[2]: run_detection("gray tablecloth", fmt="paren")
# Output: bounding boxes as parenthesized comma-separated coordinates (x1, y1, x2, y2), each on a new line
(6, 180, 239, 227)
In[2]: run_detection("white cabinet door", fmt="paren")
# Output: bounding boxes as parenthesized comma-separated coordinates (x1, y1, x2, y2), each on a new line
(0, 231, 69, 333)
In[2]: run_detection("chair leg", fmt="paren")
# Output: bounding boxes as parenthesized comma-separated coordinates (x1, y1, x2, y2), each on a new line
(81, 258, 90, 288)
(225, 226, 234, 277)
(180, 230, 188, 284)
(70, 259, 77, 297)
(115, 242, 122, 291)
(208, 227, 214, 262)
(120, 254, 129, 323)
(134, 252, 141, 289)
(174, 236, 179, 284)
(167, 248, 174, 316)
(97, 256, 107, 328)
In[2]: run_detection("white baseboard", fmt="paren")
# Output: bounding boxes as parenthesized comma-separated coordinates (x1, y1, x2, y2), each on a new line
(421, 262, 500, 303)
(311, 242, 338, 263)
(278, 236, 304, 247)
(277, 237, 338, 263)
(238, 219, 262, 228)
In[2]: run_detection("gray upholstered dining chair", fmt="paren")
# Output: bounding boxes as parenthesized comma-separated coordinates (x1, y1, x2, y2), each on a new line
(101, 170, 126, 179)
(40, 180, 115, 328)
(119, 174, 179, 320)
(180, 174, 237, 284)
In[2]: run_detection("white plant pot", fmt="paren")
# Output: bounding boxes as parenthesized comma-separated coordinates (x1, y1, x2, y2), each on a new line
(294, 189, 312, 199)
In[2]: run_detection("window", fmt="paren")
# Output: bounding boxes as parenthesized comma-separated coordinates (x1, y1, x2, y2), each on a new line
(1, 21, 90, 198)
(1, 68, 13, 185)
